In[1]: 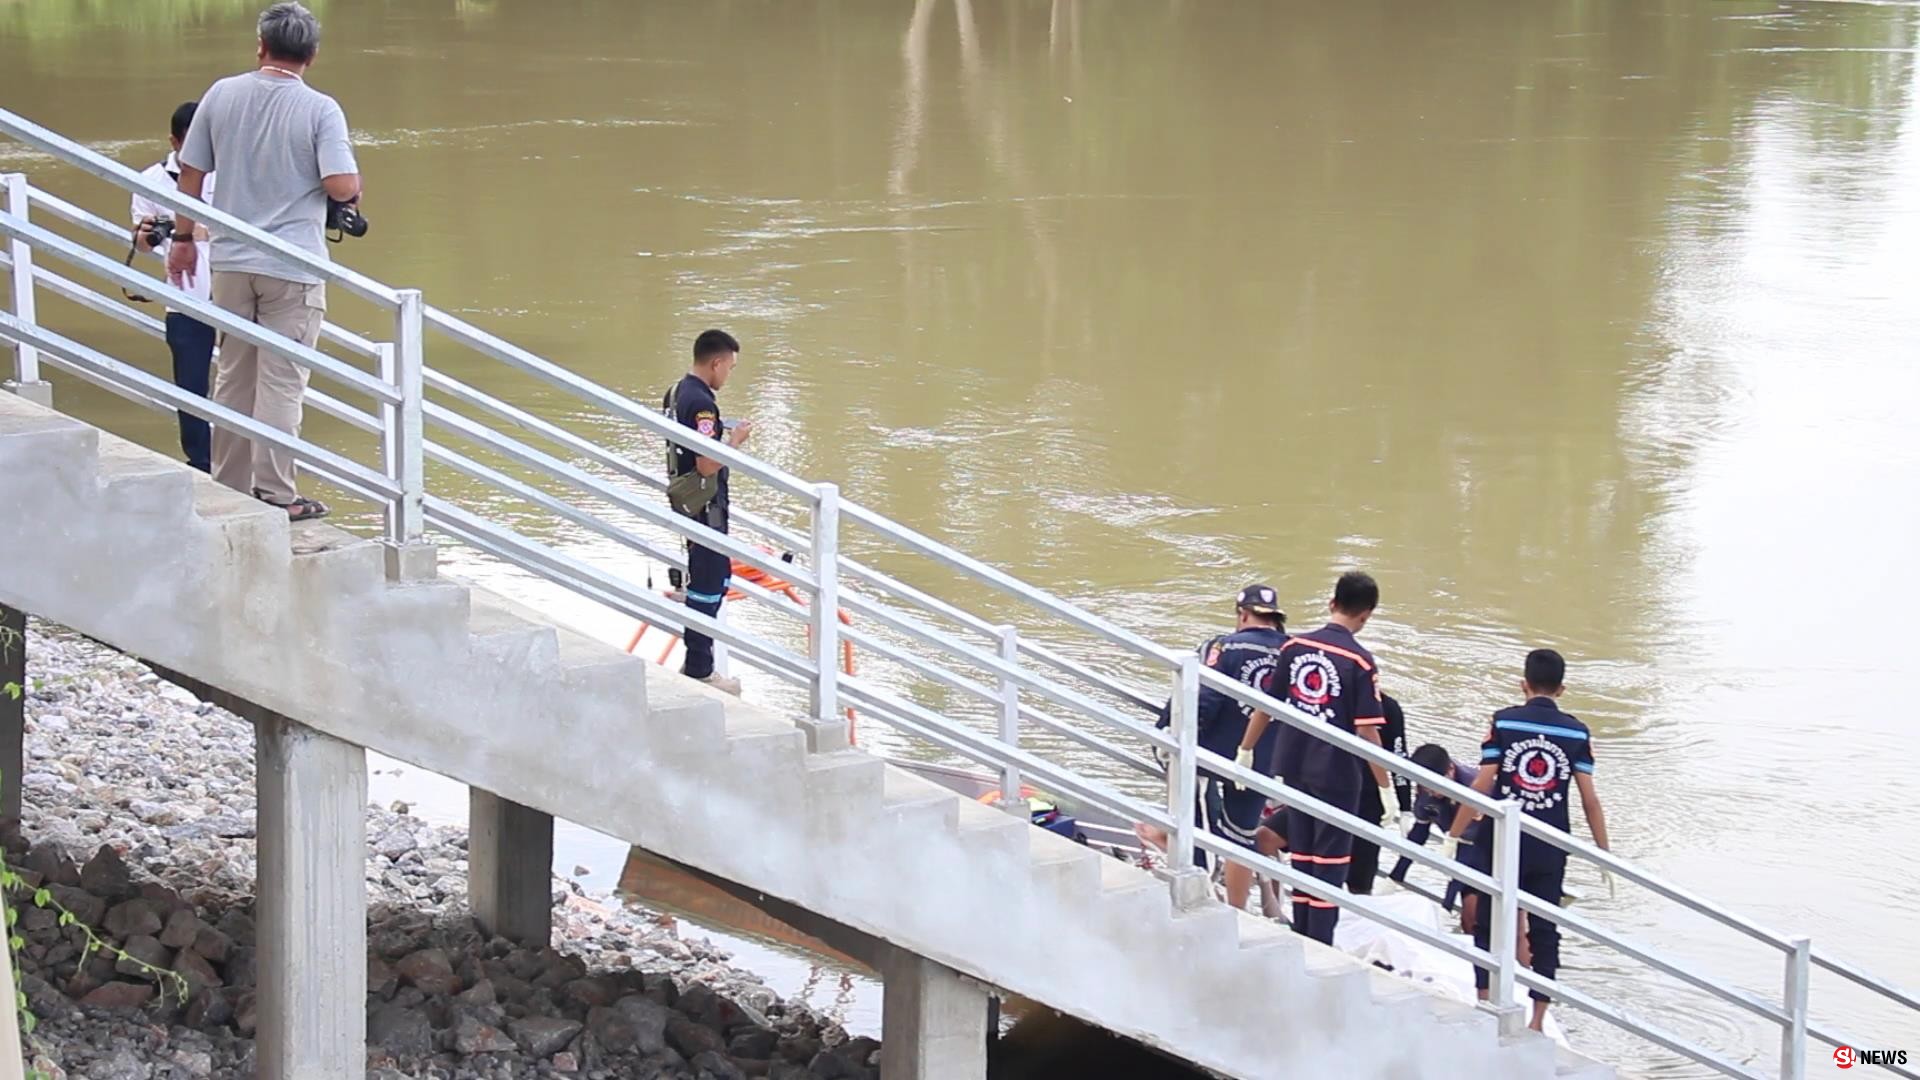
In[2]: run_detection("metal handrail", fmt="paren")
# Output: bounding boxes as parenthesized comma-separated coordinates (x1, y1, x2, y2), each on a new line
(0, 313, 398, 502)
(5, 100, 1916, 1080)
(20, 183, 385, 360)
(420, 305, 815, 502)
(417, 356, 1161, 713)
(0, 212, 398, 404)
(421, 399, 817, 593)
(0, 110, 400, 307)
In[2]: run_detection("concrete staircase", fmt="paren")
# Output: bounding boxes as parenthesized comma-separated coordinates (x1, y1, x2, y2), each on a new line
(0, 391, 1615, 1079)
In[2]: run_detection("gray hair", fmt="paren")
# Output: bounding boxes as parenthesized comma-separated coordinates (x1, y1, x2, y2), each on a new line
(258, 2, 321, 64)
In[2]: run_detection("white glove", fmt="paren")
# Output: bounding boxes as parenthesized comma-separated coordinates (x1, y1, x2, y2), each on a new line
(1379, 802, 1402, 836)
(1230, 747, 1254, 791)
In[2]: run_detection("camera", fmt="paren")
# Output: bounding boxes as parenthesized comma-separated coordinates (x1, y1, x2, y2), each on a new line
(325, 198, 368, 241)
(144, 216, 176, 248)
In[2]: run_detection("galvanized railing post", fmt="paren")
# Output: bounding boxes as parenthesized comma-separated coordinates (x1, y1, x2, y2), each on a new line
(382, 289, 429, 580)
(809, 482, 841, 723)
(1487, 801, 1525, 1035)
(1168, 654, 1207, 909)
(2, 173, 51, 406)
(996, 625, 1023, 815)
(1782, 936, 1811, 1080)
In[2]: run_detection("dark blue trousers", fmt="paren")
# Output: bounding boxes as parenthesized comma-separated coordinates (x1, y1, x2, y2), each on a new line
(165, 312, 214, 473)
(680, 504, 731, 679)
(1286, 789, 1359, 945)
(1471, 859, 1566, 1002)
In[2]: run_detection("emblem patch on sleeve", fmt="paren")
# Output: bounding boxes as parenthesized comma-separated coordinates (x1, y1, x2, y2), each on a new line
(695, 415, 717, 437)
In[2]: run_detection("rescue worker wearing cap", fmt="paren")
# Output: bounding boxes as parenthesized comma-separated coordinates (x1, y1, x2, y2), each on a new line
(1235, 571, 1397, 944)
(1140, 584, 1288, 910)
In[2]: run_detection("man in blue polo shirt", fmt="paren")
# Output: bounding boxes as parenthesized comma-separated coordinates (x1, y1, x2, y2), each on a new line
(1446, 648, 1613, 1032)
(1235, 571, 1398, 944)
(1141, 584, 1287, 909)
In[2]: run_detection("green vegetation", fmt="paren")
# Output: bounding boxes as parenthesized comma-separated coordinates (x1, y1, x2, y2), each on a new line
(0, 0, 325, 44)
(0, 624, 188, 1080)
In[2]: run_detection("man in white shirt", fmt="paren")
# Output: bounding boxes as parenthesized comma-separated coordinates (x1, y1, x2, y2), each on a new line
(131, 101, 217, 473)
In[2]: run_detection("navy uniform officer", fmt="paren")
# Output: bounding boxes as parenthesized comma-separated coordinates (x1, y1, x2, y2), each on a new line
(1446, 649, 1613, 1033)
(1387, 742, 1483, 910)
(665, 329, 752, 695)
(1139, 584, 1287, 910)
(1348, 692, 1413, 895)
(1235, 571, 1397, 945)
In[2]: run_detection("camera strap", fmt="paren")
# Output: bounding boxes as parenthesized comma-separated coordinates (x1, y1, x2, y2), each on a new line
(121, 245, 155, 304)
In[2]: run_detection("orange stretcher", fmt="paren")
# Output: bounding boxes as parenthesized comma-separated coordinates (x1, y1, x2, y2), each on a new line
(623, 555, 858, 739)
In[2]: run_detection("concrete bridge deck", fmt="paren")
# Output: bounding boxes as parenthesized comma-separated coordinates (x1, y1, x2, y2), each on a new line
(0, 388, 1606, 1079)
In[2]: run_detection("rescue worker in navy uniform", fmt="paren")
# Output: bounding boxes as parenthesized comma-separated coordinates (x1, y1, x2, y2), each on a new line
(664, 329, 752, 695)
(1387, 742, 1483, 910)
(1348, 692, 1413, 895)
(1446, 648, 1613, 1033)
(1234, 571, 1397, 945)
(1139, 584, 1287, 911)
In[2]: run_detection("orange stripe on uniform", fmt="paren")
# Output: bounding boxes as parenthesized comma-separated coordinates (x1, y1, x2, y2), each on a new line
(1283, 637, 1374, 672)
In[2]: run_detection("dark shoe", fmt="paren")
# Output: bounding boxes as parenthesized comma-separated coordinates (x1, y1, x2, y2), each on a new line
(253, 488, 330, 521)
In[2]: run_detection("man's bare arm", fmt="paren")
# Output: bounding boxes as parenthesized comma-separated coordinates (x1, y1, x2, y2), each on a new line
(322, 172, 362, 202)
(173, 166, 207, 236)
(1238, 710, 1272, 755)
(694, 421, 753, 476)
(1574, 772, 1610, 850)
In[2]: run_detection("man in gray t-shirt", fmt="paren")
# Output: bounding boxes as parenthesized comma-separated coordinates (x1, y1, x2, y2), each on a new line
(170, 2, 360, 520)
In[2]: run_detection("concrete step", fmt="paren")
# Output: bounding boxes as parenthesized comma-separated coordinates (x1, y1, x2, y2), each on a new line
(1164, 900, 1243, 967)
(1234, 909, 1300, 955)
(1024, 826, 1103, 899)
(800, 751, 887, 838)
(1424, 992, 1498, 1040)
(638, 672, 729, 758)
(878, 768, 962, 835)
(1367, 970, 1448, 1031)
(1301, 952, 1375, 1021)
(951, 794, 1033, 879)
(93, 437, 196, 526)
(1498, 1029, 1563, 1078)
(467, 592, 563, 669)
(1555, 1044, 1617, 1079)
(723, 724, 807, 777)
(1095, 849, 1174, 925)
(0, 400, 99, 501)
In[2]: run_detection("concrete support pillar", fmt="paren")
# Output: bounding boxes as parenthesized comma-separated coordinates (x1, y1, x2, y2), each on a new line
(468, 788, 554, 946)
(1, 604, 26, 823)
(880, 949, 990, 1080)
(255, 716, 367, 1080)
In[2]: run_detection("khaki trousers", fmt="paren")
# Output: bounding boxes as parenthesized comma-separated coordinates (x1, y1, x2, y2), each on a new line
(209, 272, 325, 503)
